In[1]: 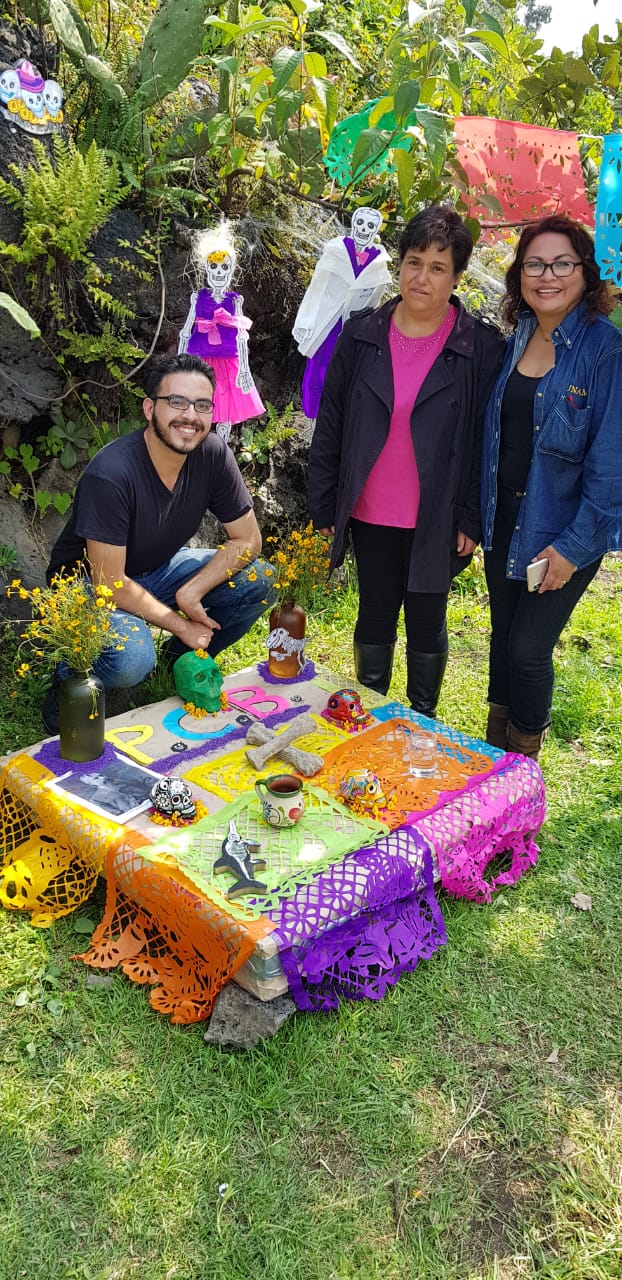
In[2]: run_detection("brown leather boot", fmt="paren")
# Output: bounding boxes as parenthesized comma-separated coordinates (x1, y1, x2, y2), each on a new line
(507, 722, 549, 762)
(485, 702, 510, 750)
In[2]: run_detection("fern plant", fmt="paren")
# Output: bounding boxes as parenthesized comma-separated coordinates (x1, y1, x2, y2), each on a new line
(0, 137, 127, 272)
(237, 402, 298, 470)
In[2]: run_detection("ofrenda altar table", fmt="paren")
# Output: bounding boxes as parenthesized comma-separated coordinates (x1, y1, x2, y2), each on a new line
(0, 664, 546, 1023)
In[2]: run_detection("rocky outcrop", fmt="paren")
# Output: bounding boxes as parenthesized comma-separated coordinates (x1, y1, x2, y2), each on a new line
(0, 309, 65, 425)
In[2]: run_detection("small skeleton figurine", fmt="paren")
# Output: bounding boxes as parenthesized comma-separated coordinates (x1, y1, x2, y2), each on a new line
(213, 819, 267, 899)
(292, 207, 391, 423)
(178, 223, 265, 443)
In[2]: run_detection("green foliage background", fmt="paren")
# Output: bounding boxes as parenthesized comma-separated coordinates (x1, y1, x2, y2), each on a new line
(1, 0, 621, 512)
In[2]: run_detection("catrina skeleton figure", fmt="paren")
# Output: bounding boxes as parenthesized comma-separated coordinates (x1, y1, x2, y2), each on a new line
(178, 224, 265, 443)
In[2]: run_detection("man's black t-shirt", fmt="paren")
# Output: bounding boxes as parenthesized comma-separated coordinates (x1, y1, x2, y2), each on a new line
(47, 428, 253, 582)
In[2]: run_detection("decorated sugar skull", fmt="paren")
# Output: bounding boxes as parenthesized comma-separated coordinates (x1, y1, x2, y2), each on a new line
(339, 768, 386, 811)
(43, 79, 63, 118)
(150, 777, 196, 819)
(173, 650, 224, 713)
(324, 687, 372, 728)
(0, 68, 19, 105)
(0, 60, 64, 133)
(17, 60, 45, 116)
(351, 207, 383, 252)
(22, 87, 44, 116)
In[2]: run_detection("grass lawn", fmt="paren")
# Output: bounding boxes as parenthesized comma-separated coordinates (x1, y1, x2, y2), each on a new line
(1, 560, 621, 1280)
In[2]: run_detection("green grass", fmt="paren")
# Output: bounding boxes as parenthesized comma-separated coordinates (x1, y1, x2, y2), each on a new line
(1, 562, 621, 1280)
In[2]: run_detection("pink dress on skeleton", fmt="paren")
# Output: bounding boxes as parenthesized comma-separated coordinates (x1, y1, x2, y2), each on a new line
(186, 289, 265, 425)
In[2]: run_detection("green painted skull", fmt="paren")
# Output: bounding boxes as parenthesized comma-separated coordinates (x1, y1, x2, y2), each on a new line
(173, 651, 224, 712)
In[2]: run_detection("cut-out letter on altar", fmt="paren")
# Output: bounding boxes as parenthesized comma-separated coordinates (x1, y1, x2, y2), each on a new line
(226, 684, 290, 717)
(105, 725, 155, 765)
(162, 708, 237, 743)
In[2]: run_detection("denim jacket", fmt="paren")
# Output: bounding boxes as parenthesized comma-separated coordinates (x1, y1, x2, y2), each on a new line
(481, 301, 622, 578)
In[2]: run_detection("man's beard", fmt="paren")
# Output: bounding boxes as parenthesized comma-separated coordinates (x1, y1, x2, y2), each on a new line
(150, 405, 206, 454)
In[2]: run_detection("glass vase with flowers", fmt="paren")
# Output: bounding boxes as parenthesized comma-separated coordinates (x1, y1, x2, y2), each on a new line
(265, 523, 331, 678)
(7, 566, 127, 762)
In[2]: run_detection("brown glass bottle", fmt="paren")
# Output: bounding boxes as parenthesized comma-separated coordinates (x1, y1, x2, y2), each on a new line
(267, 601, 306, 679)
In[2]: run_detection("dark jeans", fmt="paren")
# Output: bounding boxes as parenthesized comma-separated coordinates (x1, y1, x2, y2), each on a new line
(350, 519, 449, 652)
(484, 490, 601, 733)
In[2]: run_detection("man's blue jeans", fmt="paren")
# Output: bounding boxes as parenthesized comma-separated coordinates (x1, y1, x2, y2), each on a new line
(81, 549, 277, 689)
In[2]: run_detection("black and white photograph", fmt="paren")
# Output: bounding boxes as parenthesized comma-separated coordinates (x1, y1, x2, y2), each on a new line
(47, 756, 163, 822)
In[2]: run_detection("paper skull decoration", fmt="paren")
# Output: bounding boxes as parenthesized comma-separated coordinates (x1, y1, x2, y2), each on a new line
(0, 59, 64, 134)
(324, 687, 373, 729)
(350, 207, 383, 252)
(206, 250, 235, 294)
(150, 777, 196, 819)
(173, 651, 224, 712)
(339, 768, 386, 811)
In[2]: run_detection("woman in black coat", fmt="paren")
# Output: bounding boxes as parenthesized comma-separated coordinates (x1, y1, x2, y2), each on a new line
(308, 206, 504, 715)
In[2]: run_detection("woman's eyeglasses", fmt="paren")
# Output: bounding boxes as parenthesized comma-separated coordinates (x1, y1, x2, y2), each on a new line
(153, 394, 214, 413)
(521, 259, 582, 278)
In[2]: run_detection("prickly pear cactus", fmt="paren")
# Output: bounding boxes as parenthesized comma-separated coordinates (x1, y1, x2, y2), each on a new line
(138, 0, 206, 108)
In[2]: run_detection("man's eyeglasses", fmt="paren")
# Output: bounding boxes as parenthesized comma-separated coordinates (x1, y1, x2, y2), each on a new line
(153, 394, 214, 414)
(521, 259, 583, 278)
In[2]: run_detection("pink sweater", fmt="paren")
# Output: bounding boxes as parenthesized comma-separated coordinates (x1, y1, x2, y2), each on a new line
(352, 306, 457, 527)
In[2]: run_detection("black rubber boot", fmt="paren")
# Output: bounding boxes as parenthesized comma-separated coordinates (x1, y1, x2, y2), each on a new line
(353, 640, 395, 696)
(406, 648, 448, 717)
(486, 702, 510, 750)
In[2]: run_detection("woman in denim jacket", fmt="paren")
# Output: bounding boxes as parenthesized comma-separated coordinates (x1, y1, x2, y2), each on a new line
(481, 215, 622, 760)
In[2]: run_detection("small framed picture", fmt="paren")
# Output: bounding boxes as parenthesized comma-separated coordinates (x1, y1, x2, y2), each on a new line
(47, 755, 163, 822)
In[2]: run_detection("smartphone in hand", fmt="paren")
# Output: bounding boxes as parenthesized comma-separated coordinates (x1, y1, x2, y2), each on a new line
(526, 557, 549, 592)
